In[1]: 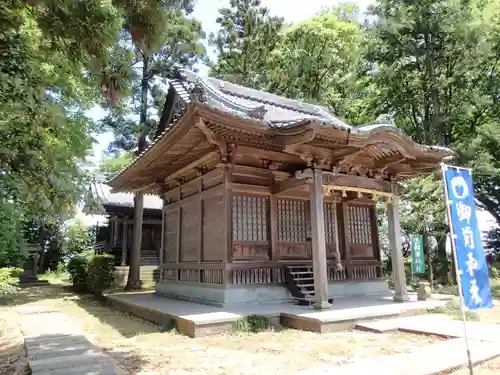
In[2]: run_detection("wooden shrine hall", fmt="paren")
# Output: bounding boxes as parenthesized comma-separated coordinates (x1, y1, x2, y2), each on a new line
(108, 69, 452, 309)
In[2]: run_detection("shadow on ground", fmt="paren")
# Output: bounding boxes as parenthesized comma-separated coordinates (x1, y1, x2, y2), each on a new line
(73, 296, 160, 338)
(0, 284, 75, 307)
(24, 332, 149, 375)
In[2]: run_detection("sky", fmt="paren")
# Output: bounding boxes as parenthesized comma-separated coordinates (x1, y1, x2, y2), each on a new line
(83, 0, 497, 233)
(89, 0, 373, 162)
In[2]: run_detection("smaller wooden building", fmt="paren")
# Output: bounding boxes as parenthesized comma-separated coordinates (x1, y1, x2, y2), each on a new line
(98, 184, 163, 266)
(108, 70, 452, 308)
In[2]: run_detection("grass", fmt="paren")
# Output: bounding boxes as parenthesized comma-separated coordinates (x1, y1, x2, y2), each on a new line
(2, 284, 446, 375)
(4, 279, 500, 375)
(427, 302, 480, 321)
(38, 270, 70, 284)
(0, 310, 29, 375)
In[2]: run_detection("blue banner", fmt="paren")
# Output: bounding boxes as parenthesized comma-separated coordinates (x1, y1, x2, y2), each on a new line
(442, 165, 493, 310)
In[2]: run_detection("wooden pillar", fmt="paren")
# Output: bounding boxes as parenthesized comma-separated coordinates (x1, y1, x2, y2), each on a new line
(268, 170, 278, 261)
(224, 166, 233, 264)
(269, 194, 278, 261)
(159, 200, 165, 266)
(129, 192, 144, 286)
(341, 201, 352, 278)
(113, 217, 119, 245)
(223, 165, 233, 285)
(121, 221, 128, 266)
(310, 169, 331, 310)
(176, 189, 181, 264)
(387, 196, 409, 302)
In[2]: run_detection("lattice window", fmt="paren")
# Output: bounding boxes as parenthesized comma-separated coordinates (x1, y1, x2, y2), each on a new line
(324, 202, 338, 244)
(232, 195, 268, 242)
(277, 199, 307, 242)
(348, 205, 373, 244)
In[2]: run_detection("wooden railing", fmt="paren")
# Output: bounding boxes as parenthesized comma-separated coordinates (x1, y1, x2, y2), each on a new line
(93, 241, 108, 254)
(230, 265, 285, 284)
(159, 260, 382, 285)
(350, 260, 382, 280)
(327, 262, 347, 281)
(159, 263, 225, 285)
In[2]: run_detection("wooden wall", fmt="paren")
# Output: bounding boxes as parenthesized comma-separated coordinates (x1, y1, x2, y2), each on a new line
(163, 168, 226, 265)
(162, 166, 379, 268)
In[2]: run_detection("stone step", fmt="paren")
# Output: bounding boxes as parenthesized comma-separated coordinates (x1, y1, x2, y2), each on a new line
(291, 271, 313, 275)
(36, 362, 117, 375)
(298, 283, 315, 288)
(29, 351, 109, 372)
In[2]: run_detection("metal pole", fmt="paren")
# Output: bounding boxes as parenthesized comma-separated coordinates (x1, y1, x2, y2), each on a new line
(441, 163, 474, 375)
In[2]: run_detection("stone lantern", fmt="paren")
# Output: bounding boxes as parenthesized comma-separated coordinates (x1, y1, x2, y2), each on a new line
(18, 243, 49, 286)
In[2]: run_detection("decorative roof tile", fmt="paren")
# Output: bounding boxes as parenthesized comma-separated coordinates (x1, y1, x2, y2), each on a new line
(107, 69, 453, 185)
(99, 183, 163, 210)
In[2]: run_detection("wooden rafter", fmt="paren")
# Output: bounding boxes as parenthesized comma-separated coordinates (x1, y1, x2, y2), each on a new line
(194, 115, 228, 162)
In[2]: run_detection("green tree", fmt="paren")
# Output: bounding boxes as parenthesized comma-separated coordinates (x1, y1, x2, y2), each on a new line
(99, 152, 135, 175)
(1, 1, 126, 272)
(209, 0, 284, 87)
(99, 1, 206, 289)
(364, 0, 500, 147)
(364, 0, 500, 280)
(0, 201, 26, 267)
(64, 216, 94, 256)
(265, 5, 370, 124)
(1, 1, 121, 217)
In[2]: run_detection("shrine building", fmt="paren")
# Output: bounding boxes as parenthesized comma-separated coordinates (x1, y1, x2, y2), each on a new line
(107, 69, 452, 309)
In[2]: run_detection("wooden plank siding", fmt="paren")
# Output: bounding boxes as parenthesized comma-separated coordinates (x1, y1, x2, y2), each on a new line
(159, 165, 382, 285)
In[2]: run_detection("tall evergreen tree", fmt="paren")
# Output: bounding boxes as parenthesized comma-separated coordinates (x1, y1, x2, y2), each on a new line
(264, 5, 371, 124)
(99, 0, 206, 289)
(364, 0, 500, 277)
(209, 0, 284, 87)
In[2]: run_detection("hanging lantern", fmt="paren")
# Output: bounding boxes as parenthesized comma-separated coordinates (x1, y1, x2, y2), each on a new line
(342, 190, 347, 198)
(357, 191, 363, 199)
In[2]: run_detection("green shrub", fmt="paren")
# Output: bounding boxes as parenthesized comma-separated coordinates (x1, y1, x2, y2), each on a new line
(0, 281, 18, 299)
(67, 255, 90, 292)
(0, 267, 23, 282)
(86, 255, 115, 297)
(9, 267, 23, 278)
(232, 315, 269, 333)
(489, 266, 499, 279)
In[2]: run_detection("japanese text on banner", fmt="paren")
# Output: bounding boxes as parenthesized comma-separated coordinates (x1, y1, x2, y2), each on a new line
(442, 165, 492, 310)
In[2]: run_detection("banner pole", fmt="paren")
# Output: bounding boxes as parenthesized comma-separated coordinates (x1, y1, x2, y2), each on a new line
(441, 163, 474, 375)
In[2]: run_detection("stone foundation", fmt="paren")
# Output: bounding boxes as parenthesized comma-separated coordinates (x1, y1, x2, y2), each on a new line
(114, 266, 160, 286)
(155, 280, 390, 307)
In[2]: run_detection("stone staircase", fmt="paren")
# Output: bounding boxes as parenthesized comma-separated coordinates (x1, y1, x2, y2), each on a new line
(284, 265, 333, 306)
(140, 249, 159, 266)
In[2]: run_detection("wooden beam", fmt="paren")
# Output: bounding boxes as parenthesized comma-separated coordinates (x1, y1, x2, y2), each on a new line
(273, 128, 315, 147)
(233, 145, 304, 164)
(165, 151, 220, 183)
(230, 183, 270, 195)
(296, 168, 395, 194)
(195, 116, 228, 162)
(271, 176, 306, 194)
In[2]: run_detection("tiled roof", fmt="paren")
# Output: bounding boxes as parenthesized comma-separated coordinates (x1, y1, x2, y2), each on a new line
(107, 69, 453, 185)
(98, 183, 162, 210)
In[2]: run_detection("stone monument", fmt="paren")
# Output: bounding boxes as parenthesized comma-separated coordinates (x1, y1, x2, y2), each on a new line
(417, 281, 432, 301)
(18, 244, 49, 286)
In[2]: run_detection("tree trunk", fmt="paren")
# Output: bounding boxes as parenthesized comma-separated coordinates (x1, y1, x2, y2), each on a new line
(125, 192, 144, 290)
(435, 234, 449, 284)
(424, 234, 433, 288)
(124, 54, 150, 290)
